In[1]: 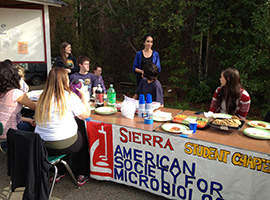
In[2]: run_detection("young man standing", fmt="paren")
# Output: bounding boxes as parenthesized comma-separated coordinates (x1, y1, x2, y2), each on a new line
(70, 56, 98, 99)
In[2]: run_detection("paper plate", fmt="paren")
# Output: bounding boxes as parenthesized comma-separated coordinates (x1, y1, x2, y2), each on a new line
(90, 106, 95, 111)
(247, 120, 270, 130)
(26, 90, 43, 101)
(212, 113, 232, 119)
(95, 107, 117, 115)
(243, 128, 270, 139)
(153, 116, 172, 122)
(153, 111, 172, 122)
(161, 123, 189, 133)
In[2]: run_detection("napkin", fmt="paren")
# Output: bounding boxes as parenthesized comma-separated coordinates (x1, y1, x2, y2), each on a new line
(204, 111, 213, 118)
(153, 110, 172, 121)
(121, 95, 136, 119)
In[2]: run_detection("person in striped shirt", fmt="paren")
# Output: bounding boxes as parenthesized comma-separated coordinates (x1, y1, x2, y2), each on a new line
(209, 68, 251, 119)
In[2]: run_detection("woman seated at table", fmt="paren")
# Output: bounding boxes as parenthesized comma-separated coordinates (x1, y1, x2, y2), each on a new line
(35, 67, 91, 186)
(209, 68, 251, 119)
(0, 60, 36, 141)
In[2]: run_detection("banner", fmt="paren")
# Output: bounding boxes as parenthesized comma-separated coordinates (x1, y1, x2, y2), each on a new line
(86, 120, 270, 200)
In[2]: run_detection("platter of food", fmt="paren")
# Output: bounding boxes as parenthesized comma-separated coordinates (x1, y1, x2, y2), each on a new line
(196, 118, 210, 129)
(243, 128, 270, 139)
(161, 123, 189, 134)
(95, 106, 117, 115)
(172, 114, 188, 124)
(247, 121, 270, 130)
(172, 114, 210, 129)
(209, 116, 244, 131)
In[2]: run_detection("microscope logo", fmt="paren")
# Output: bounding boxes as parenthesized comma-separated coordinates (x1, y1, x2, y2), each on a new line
(88, 121, 114, 177)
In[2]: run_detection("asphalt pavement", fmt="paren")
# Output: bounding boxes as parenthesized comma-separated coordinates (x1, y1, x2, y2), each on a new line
(0, 83, 167, 200)
(0, 152, 168, 200)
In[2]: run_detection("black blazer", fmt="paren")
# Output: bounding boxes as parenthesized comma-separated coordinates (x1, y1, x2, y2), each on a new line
(7, 129, 51, 200)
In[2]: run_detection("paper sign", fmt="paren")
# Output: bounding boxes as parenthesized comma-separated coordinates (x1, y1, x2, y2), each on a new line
(1, 38, 11, 52)
(18, 42, 28, 54)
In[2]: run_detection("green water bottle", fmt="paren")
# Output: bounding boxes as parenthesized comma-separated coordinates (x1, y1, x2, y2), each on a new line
(107, 84, 116, 107)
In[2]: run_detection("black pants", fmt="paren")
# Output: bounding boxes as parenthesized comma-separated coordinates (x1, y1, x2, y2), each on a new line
(46, 118, 90, 176)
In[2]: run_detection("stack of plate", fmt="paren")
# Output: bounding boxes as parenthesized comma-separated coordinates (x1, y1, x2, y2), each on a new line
(153, 110, 172, 122)
(243, 121, 270, 139)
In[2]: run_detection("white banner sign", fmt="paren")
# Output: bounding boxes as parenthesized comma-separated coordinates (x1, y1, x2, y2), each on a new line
(86, 120, 270, 200)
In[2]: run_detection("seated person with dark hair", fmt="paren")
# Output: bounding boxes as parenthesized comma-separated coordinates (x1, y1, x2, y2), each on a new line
(70, 56, 98, 100)
(133, 62, 164, 106)
(93, 66, 106, 93)
(264, 111, 270, 123)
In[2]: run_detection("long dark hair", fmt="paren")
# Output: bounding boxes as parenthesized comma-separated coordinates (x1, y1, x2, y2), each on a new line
(143, 34, 153, 43)
(0, 60, 20, 98)
(60, 41, 72, 67)
(217, 68, 242, 114)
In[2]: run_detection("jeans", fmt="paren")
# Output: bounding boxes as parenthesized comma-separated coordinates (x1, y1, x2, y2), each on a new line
(17, 121, 35, 132)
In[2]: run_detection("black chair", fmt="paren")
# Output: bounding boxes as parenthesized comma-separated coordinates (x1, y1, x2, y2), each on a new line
(264, 111, 270, 123)
(0, 122, 7, 153)
(6, 129, 79, 200)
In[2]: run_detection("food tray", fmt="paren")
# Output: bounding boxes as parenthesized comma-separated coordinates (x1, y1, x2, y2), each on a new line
(209, 118, 245, 131)
(172, 115, 210, 130)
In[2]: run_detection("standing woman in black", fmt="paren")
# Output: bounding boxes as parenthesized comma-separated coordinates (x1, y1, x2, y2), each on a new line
(132, 35, 161, 86)
(55, 42, 79, 75)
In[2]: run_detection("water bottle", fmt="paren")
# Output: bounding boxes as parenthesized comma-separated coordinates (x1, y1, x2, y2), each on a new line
(138, 94, 145, 118)
(145, 94, 153, 119)
(95, 84, 104, 108)
(107, 84, 116, 107)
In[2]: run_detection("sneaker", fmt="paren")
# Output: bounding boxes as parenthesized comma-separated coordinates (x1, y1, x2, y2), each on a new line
(77, 175, 90, 186)
(0, 142, 7, 153)
(50, 173, 66, 183)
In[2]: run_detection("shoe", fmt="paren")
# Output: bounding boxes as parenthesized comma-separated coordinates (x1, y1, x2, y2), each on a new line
(50, 173, 66, 183)
(0, 142, 7, 153)
(77, 175, 90, 186)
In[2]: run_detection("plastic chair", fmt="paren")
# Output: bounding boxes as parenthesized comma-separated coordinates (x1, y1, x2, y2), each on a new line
(264, 111, 270, 123)
(0, 122, 3, 134)
(0, 121, 7, 153)
(48, 154, 80, 198)
(6, 129, 79, 200)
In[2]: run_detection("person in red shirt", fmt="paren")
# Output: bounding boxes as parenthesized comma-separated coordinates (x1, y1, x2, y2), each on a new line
(209, 68, 251, 119)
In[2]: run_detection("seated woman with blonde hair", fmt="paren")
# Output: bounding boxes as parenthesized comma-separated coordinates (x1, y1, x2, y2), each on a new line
(35, 67, 91, 186)
(209, 68, 251, 119)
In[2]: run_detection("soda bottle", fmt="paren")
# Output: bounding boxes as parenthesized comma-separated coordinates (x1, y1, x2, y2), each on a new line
(95, 84, 104, 108)
(107, 84, 116, 107)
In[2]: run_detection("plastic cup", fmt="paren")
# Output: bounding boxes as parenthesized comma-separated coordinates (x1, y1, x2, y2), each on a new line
(189, 121, 198, 133)
(146, 94, 152, 103)
(144, 117, 153, 125)
(139, 94, 145, 104)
